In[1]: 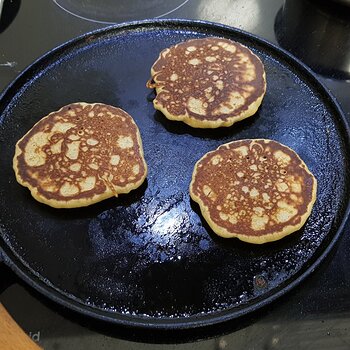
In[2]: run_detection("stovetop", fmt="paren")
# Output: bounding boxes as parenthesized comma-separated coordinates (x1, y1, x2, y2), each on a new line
(1, 0, 350, 349)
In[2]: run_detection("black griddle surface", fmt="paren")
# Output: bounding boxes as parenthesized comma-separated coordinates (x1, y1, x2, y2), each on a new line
(0, 20, 349, 329)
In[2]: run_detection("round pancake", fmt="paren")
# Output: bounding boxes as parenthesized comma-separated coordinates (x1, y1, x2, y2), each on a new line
(147, 37, 266, 128)
(190, 139, 317, 244)
(13, 103, 147, 208)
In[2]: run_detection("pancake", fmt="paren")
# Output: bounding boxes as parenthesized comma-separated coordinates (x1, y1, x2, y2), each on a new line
(190, 139, 317, 244)
(13, 103, 147, 208)
(147, 37, 266, 128)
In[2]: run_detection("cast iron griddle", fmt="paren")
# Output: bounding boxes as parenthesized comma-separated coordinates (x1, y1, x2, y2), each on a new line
(0, 20, 349, 329)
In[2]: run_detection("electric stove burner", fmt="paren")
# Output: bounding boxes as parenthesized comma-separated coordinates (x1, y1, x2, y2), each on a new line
(0, 0, 21, 33)
(53, 0, 190, 24)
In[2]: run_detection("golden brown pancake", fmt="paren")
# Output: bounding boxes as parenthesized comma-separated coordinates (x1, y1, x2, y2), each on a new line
(190, 139, 317, 244)
(147, 37, 266, 128)
(13, 103, 147, 208)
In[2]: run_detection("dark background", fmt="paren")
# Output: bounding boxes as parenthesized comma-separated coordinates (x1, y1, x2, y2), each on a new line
(1, 0, 350, 348)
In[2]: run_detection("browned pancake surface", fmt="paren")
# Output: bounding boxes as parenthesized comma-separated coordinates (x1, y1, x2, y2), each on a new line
(148, 37, 266, 128)
(13, 103, 147, 208)
(190, 139, 317, 243)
